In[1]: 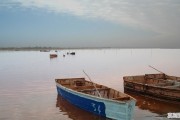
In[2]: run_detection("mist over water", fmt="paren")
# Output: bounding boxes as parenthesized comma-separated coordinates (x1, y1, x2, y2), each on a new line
(0, 49, 180, 120)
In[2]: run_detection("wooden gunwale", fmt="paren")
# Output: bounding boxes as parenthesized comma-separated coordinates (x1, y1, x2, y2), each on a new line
(124, 81, 180, 91)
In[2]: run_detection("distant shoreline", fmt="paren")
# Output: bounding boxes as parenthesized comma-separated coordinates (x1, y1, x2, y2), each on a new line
(0, 47, 179, 51)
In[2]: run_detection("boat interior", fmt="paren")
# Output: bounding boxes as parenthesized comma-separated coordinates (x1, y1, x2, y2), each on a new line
(56, 78, 132, 101)
(124, 74, 180, 89)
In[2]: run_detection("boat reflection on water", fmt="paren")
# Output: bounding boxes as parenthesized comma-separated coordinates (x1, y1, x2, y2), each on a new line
(56, 93, 180, 120)
(56, 95, 110, 120)
(125, 91, 180, 115)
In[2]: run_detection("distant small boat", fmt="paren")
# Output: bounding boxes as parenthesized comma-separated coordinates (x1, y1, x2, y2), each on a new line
(123, 73, 180, 102)
(55, 78, 136, 120)
(67, 52, 75, 55)
(40, 50, 50, 52)
(70, 52, 75, 55)
(50, 54, 57, 58)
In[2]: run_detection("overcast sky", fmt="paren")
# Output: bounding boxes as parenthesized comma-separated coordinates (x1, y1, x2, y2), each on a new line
(0, 0, 180, 48)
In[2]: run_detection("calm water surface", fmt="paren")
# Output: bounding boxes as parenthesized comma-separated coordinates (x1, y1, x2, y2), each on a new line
(0, 49, 180, 120)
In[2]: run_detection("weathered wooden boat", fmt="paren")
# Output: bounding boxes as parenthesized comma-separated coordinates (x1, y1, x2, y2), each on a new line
(50, 54, 57, 58)
(123, 73, 180, 102)
(55, 78, 136, 120)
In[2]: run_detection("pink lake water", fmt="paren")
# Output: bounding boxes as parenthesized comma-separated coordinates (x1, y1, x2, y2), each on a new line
(0, 49, 180, 120)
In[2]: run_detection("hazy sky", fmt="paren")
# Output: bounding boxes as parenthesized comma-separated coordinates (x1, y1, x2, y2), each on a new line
(0, 0, 180, 48)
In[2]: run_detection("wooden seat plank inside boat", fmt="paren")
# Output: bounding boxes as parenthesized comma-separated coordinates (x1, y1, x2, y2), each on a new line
(78, 88, 110, 92)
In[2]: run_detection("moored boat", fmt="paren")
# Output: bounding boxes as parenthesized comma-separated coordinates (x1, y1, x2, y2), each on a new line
(123, 73, 180, 102)
(67, 52, 75, 55)
(50, 54, 57, 58)
(55, 78, 136, 120)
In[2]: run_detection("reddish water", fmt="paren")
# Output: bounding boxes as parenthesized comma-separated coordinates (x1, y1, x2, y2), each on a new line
(0, 49, 180, 120)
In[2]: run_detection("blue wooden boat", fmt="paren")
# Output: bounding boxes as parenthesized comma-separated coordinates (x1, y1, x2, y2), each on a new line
(55, 78, 136, 120)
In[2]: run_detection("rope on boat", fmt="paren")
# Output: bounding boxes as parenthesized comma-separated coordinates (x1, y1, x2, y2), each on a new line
(83, 70, 102, 98)
(148, 65, 165, 74)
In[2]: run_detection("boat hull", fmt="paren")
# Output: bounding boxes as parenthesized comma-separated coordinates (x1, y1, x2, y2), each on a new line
(124, 80, 180, 102)
(56, 83, 135, 120)
(50, 54, 57, 58)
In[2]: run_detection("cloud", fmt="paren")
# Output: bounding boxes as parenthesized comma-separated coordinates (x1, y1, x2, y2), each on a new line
(4, 0, 180, 39)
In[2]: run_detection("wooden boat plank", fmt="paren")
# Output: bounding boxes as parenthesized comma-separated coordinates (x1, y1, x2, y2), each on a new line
(78, 88, 110, 92)
(112, 96, 130, 100)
